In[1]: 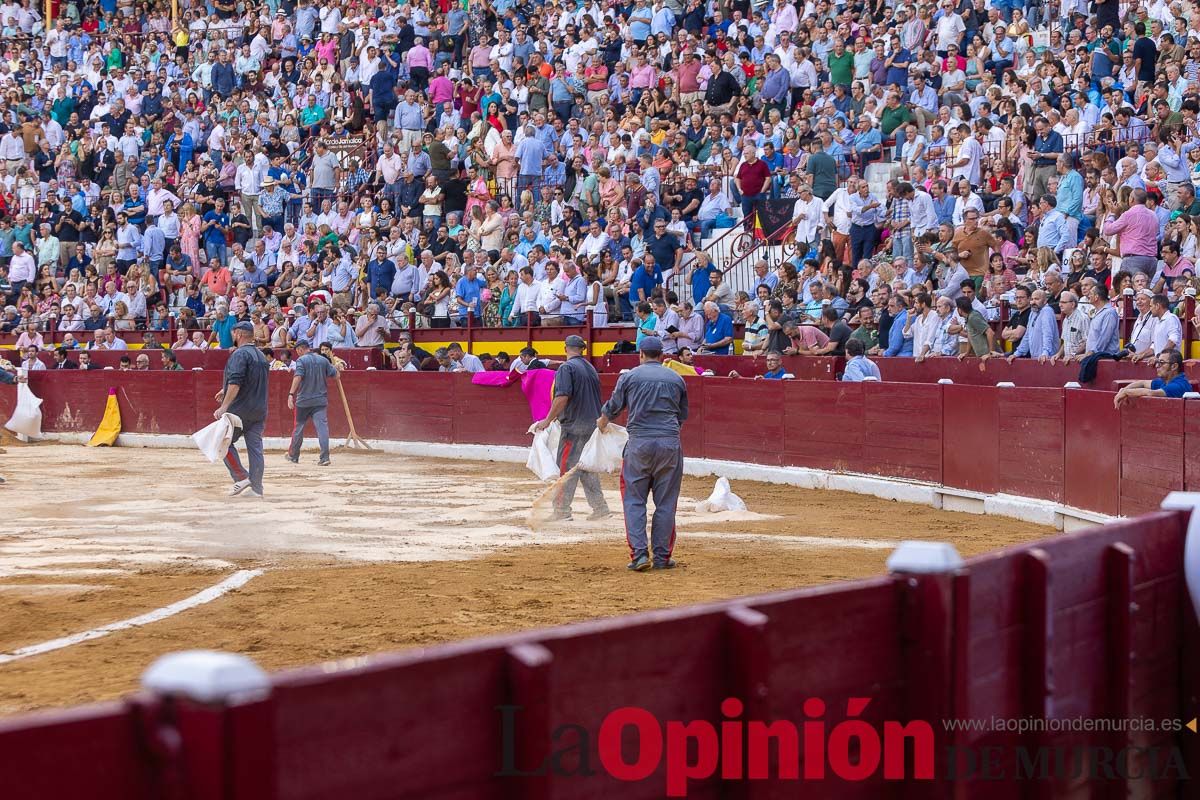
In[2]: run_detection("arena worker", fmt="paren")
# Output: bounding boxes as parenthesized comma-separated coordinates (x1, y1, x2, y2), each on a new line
(531, 334, 611, 522)
(286, 338, 342, 468)
(214, 320, 270, 499)
(597, 335, 688, 572)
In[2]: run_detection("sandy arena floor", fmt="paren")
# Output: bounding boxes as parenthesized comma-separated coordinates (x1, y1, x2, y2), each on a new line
(0, 443, 1053, 713)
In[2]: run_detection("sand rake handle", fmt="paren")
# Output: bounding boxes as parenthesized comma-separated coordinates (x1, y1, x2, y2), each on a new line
(335, 377, 372, 449)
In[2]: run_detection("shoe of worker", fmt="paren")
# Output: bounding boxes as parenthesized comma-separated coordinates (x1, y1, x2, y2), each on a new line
(653, 559, 678, 570)
(0, 476, 6, 484)
(587, 509, 613, 521)
(242, 489, 264, 499)
(229, 479, 252, 496)
(316, 458, 331, 466)
(285, 453, 299, 464)
(550, 510, 573, 521)
(627, 554, 652, 572)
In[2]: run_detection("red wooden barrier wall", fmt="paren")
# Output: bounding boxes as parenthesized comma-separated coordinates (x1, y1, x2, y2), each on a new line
(2, 374, 1200, 797)
(6, 373, 1199, 523)
(0, 512, 1194, 799)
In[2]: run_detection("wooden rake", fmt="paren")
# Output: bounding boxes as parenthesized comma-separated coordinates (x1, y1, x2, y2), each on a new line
(335, 378, 372, 450)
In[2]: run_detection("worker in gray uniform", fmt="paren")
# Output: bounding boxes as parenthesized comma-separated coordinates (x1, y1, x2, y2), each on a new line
(597, 336, 689, 571)
(286, 338, 342, 466)
(532, 334, 611, 521)
(213, 320, 270, 498)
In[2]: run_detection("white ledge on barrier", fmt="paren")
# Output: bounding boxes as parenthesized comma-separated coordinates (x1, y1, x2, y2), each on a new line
(1160, 493, 1200, 626)
(886, 541, 964, 575)
(996, 381, 1016, 388)
(142, 650, 271, 705)
(937, 378, 953, 384)
(1064, 381, 1082, 389)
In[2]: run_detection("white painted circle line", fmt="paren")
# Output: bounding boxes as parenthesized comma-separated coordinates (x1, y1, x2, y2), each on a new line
(0, 569, 263, 665)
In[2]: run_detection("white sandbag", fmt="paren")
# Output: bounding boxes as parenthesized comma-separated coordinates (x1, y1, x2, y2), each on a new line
(4, 379, 43, 440)
(525, 420, 562, 481)
(695, 477, 747, 513)
(576, 424, 628, 474)
(192, 413, 243, 464)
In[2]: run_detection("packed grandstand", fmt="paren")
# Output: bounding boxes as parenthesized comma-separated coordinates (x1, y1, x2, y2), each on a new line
(0, 0, 1197, 380)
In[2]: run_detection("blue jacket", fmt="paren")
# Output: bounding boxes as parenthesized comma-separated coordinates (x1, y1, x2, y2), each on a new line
(884, 309, 914, 356)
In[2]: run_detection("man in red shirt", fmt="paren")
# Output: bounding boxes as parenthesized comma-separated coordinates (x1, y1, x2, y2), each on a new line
(735, 146, 771, 230)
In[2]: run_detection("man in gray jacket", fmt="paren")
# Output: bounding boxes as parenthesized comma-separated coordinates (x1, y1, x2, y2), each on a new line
(598, 336, 689, 571)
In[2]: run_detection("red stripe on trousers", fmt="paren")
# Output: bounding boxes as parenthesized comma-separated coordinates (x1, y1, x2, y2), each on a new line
(619, 461, 636, 560)
(224, 448, 246, 480)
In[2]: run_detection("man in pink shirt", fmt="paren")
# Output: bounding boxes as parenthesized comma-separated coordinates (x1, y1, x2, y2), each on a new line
(1101, 188, 1159, 279)
(406, 36, 433, 92)
(428, 64, 454, 107)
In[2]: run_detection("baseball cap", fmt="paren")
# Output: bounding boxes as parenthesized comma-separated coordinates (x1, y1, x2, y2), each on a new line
(638, 336, 663, 352)
(232, 320, 254, 333)
(564, 334, 586, 348)
(295, 338, 313, 348)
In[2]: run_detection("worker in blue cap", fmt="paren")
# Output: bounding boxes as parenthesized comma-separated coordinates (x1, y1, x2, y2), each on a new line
(213, 320, 270, 498)
(286, 338, 342, 466)
(531, 334, 611, 520)
(597, 335, 689, 571)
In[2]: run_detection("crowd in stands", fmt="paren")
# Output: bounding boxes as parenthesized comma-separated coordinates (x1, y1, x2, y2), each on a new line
(0, 0, 1195, 392)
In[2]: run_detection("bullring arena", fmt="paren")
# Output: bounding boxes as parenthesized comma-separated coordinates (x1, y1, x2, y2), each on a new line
(2, 361, 1200, 798)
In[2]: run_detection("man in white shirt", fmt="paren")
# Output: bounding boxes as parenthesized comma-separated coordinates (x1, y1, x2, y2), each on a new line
(8, 240, 34, 297)
(909, 183, 938, 237)
(791, 184, 825, 252)
(0, 128, 24, 175)
(508, 266, 545, 325)
(951, 179, 985, 226)
(823, 175, 860, 265)
(538, 263, 566, 317)
(579, 221, 611, 262)
(235, 156, 262, 233)
(1147, 293, 1182, 359)
(948, 124, 982, 186)
(908, 293, 942, 361)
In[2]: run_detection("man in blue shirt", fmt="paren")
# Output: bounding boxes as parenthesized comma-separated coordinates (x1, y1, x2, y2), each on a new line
(1114, 350, 1192, 405)
(1008, 289, 1059, 361)
(453, 263, 487, 323)
(210, 305, 236, 349)
(1078, 283, 1122, 384)
(699, 301, 734, 355)
(1036, 195, 1071, 256)
(629, 259, 657, 306)
(1030, 118, 1063, 201)
(367, 250, 396, 300)
(881, 296, 914, 357)
(842, 339, 882, 381)
(688, 257, 718, 306)
(1055, 155, 1083, 246)
(759, 351, 788, 379)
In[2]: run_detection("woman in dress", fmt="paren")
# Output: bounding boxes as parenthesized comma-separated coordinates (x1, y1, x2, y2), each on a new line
(499, 269, 519, 327)
(423, 270, 453, 328)
(179, 202, 202, 272)
(586, 263, 607, 327)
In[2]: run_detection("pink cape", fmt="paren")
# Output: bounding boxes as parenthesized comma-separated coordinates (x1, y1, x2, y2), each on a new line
(471, 368, 556, 422)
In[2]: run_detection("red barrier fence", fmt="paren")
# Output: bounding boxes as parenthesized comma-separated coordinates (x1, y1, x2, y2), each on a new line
(1, 512, 1195, 798)
(2, 373, 1199, 798)
(1, 372, 1196, 518)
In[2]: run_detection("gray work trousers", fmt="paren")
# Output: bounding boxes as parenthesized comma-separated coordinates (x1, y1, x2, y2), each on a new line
(556, 428, 608, 515)
(620, 437, 683, 563)
(224, 418, 265, 495)
(289, 403, 330, 461)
